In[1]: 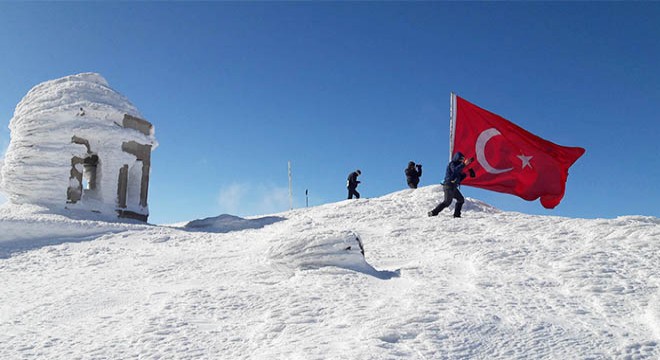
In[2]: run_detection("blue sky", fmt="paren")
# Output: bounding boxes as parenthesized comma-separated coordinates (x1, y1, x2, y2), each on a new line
(1, 2, 658, 223)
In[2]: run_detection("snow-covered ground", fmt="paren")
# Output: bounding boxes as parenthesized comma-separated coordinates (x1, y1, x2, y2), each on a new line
(1, 186, 658, 359)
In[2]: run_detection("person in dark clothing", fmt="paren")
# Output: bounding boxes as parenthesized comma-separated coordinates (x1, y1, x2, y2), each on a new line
(428, 152, 475, 218)
(405, 161, 423, 189)
(347, 169, 361, 199)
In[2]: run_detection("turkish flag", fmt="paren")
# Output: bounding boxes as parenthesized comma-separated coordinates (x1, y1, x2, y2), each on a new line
(452, 95, 585, 209)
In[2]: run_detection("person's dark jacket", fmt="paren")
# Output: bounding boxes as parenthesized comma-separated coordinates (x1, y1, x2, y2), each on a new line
(405, 163, 422, 188)
(347, 171, 360, 189)
(443, 152, 468, 186)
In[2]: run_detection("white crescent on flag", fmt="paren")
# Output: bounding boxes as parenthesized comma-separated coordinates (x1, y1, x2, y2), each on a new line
(475, 128, 513, 174)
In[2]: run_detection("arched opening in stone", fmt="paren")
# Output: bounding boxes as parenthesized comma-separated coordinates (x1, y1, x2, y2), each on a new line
(81, 154, 100, 201)
(82, 155, 99, 190)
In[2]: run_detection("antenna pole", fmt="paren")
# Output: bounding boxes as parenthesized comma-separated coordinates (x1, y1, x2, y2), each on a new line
(288, 161, 293, 210)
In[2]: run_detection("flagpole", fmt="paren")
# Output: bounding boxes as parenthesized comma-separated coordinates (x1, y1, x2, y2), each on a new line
(449, 92, 457, 161)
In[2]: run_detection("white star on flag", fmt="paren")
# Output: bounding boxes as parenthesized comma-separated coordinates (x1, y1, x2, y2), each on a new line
(517, 154, 533, 169)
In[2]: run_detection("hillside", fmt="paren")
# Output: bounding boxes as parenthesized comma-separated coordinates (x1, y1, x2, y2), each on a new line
(1, 186, 658, 359)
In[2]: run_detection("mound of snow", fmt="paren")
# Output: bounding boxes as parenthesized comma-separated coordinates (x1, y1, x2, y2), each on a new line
(266, 218, 399, 279)
(268, 228, 364, 269)
(183, 214, 285, 233)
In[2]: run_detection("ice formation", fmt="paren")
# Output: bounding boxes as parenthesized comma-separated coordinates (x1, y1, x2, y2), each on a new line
(1, 73, 157, 221)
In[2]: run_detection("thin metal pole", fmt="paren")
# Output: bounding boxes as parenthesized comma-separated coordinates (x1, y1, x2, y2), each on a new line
(288, 161, 293, 210)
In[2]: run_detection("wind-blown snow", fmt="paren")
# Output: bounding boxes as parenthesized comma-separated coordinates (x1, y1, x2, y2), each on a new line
(1, 186, 658, 359)
(1, 73, 156, 216)
(184, 214, 286, 233)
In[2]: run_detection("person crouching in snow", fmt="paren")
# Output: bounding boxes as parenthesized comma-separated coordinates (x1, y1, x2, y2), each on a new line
(347, 169, 361, 199)
(428, 152, 475, 218)
(405, 161, 422, 189)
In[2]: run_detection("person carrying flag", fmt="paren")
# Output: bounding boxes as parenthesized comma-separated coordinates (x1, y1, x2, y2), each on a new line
(428, 152, 475, 218)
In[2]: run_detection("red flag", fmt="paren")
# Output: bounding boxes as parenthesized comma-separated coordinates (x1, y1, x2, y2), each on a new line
(451, 94, 585, 209)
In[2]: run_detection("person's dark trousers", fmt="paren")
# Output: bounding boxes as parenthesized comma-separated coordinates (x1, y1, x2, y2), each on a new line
(430, 184, 464, 217)
(348, 187, 360, 199)
(407, 181, 418, 189)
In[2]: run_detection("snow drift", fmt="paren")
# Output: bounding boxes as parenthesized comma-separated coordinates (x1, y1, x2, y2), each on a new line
(268, 226, 366, 269)
(184, 214, 285, 233)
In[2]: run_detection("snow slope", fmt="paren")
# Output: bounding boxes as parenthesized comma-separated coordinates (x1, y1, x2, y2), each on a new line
(1, 186, 659, 359)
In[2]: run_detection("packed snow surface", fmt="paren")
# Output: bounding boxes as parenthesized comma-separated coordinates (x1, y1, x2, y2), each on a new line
(1, 186, 659, 359)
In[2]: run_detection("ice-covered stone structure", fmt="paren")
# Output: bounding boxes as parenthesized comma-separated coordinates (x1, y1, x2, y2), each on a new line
(1, 73, 157, 221)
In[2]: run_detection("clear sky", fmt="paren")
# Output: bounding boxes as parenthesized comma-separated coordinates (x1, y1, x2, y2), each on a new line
(1, 2, 659, 223)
